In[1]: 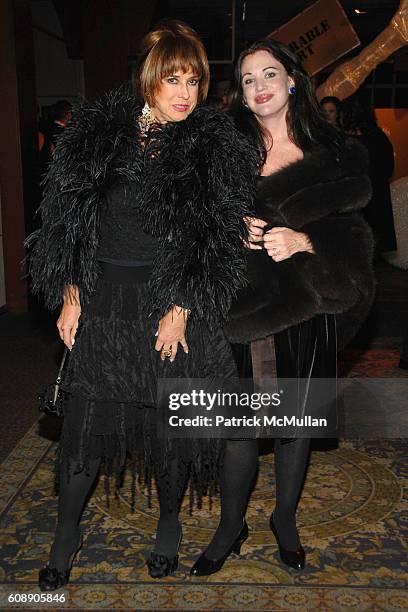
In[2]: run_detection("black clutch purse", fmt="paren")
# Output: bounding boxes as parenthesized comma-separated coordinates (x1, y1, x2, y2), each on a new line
(39, 347, 69, 418)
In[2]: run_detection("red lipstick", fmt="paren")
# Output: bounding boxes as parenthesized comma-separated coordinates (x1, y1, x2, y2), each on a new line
(255, 94, 274, 104)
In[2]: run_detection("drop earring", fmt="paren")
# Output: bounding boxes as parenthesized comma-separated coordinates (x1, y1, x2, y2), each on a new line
(139, 101, 154, 136)
(289, 83, 295, 96)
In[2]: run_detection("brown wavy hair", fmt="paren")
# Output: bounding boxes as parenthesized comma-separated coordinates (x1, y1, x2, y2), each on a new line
(137, 20, 210, 105)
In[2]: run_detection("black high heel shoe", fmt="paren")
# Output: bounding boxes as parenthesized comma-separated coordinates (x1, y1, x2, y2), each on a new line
(146, 528, 182, 578)
(38, 532, 83, 591)
(190, 520, 248, 576)
(269, 512, 305, 570)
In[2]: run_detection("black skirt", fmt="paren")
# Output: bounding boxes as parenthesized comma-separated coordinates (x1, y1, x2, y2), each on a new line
(231, 313, 337, 441)
(58, 262, 237, 509)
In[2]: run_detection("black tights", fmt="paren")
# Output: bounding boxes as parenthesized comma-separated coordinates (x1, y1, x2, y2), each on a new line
(202, 436, 309, 559)
(272, 437, 310, 549)
(49, 438, 309, 569)
(49, 454, 190, 570)
(201, 335, 319, 559)
(204, 439, 258, 559)
(49, 454, 188, 568)
(49, 456, 101, 571)
(153, 456, 188, 557)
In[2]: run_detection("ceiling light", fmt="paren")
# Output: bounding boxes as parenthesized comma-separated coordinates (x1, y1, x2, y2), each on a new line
(354, 8, 367, 14)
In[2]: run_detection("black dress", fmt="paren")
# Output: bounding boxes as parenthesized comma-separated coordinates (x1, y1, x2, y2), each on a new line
(59, 181, 238, 507)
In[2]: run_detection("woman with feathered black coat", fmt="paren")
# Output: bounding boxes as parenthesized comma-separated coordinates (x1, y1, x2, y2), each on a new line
(190, 39, 375, 576)
(26, 21, 258, 589)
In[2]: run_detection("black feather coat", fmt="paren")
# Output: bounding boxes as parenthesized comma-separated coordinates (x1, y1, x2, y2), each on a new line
(225, 139, 376, 350)
(25, 85, 259, 329)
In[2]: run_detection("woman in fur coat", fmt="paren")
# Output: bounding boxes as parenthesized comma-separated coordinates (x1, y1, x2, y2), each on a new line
(27, 21, 258, 589)
(190, 39, 375, 576)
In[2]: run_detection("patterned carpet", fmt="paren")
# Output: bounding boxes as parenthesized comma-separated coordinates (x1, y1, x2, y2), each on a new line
(0, 421, 407, 610)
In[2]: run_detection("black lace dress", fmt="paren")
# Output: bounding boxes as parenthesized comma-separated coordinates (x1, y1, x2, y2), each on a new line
(58, 180, 237, 507)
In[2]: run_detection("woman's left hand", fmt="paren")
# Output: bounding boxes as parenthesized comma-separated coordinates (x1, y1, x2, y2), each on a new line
(263, 227, 315, 261)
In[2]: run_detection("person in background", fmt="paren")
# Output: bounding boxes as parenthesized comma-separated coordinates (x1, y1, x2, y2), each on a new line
(38, 100, 73, 176)
(38, 104, 45, 152)
(320, 95, 342, 127)
(206, 94, 225, 110)
(342, 94, 397, 255)
(48, 100, 73, 152)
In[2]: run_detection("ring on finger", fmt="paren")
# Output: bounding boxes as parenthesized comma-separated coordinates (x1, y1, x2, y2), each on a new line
(162, 348, 172, 358)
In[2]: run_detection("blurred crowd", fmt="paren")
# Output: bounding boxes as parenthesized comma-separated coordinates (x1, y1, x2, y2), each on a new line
(321, 94, 397, 256)
(37, 100, 72, 179)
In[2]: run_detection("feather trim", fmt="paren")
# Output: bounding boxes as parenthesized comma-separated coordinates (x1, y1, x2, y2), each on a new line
(141, 106, 259, 328)
(25, 84, 143, 309)
(25, 86, 259, 328)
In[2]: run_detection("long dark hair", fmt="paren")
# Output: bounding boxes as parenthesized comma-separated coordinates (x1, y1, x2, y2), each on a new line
(229, 39, 344, 162)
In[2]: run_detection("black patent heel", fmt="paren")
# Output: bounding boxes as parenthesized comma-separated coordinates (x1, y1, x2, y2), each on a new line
(231, 530, 247, 555)
(269, 512, 305, 570)
(190, 520, 248, 576)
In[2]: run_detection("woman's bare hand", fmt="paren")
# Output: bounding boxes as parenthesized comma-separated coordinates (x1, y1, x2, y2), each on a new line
(244, 216, 267, 250)
(57, 285, 81, 350)
(155, 306, 189, 362)
(263, 227, 315, 261)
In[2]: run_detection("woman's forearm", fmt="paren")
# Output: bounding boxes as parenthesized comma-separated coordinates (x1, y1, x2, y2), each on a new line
(63, 284, 81, 307)
(299, 233, 315, 254)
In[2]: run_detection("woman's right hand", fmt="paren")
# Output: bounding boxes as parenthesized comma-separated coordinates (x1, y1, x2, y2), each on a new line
(57, 285, 81, 350)
(155, 306, 189, 362)
(244, 216, 267, 250)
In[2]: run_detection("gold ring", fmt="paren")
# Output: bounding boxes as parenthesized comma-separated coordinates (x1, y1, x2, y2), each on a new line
(162, 349, 172, 358)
